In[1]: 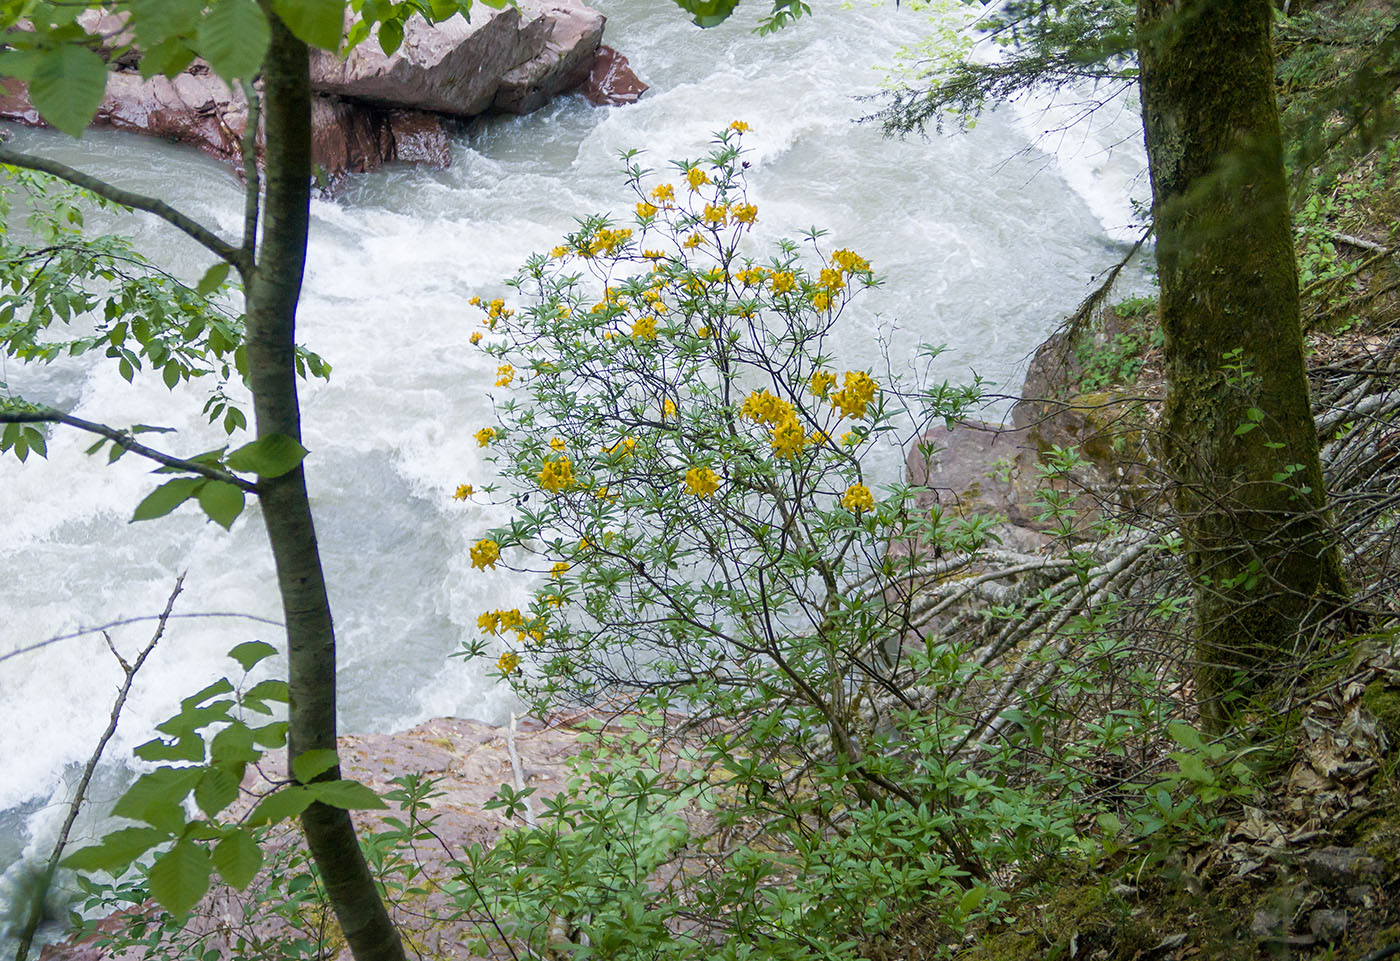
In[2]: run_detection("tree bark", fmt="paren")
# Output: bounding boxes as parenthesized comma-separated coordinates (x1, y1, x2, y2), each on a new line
(242, 15, 407, 961)
(1137, 0, 1348, 729)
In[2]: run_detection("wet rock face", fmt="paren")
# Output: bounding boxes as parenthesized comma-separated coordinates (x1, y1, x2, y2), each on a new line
(1, 1, 614, 184)
(582, 45, 649, 105)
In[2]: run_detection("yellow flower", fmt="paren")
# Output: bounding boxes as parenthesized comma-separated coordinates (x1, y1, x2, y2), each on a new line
(830, 371, 880, 420)
(579, 536, 593, 550)
(595, 485, 614, 500)
(601, 436, 637, 456)
(496, 651, 521, 675)
(471, 539, 500, 570)
(543, 594, 565, 608)
(811, 290, 833, 311)
(643, 248, 667, 260)
(470, 331, 482, 345)
(550, 245, 569, 259)
(663, 398, 677, 419)
(809, 370, 836, 398)
(687, 167, 710, 191)
(651, 183, 675, 204)
(632, 315, 658, 340)
(538, 457, 575, 492)
(684, 466, 720, 497)
(550, 437, 566, 451)
(468, 295, 482, 307)
(729, 120, 752, 133)
(453, 484, 474, 500)
(637, 200, 658, 218)
(841, 430, 860, 446)
(478, 610, 500, 634)
(840, 483, 874, 513)
(703, 202, 728, 225)
(682, 232, 705, 249)
(475, 427, 496, 447)
(697, 326, 711, 339)
(495, 364, 515, 387)
(737, 267, 766, 286)
(740, 388, 796, 427)
(499, 609, 523, 630)
(730, 203, 758, 225)
(770, 417, 807, 459)
(550, 561, 571, 578)
(831, 248, 871, 273)
(769, 271, 796, 294)
(818, 268, 846, 293)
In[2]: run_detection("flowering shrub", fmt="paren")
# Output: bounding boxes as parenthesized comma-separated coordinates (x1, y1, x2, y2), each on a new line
(449, 128, 1138, 959)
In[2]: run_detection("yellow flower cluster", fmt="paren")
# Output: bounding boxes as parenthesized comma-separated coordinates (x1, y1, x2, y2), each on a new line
(636, 200, 658, 218)
(736, 267, 766, 286)
(770, 272, 797, 294)
(538, 456, 575, 491)
(582, 227, 632, 259)
(840, 483, 874, 513)
(831, 248, 871, 273)
(730, 203, 758, 225)
(729, 120, 752, 133)
(495, 364, 515, 387)
(687, 167, 710, 191)
(663, 398, 677, 419)
(809, 370, 836, 398)
(550, 437, 567, 451)
(682, 232, 705, 249)
(601, 436, 637, 456)
(770, 417, 807, 459)
(453, 484, 474, 500)
(651, 184, 675, 205)
(684, 466, 720, 497)
(632, 315, 658, 340)
(470, 331, 482, 345)
(496, 651, 521, 675)
(549, 561, 571, 577)
(830, 371, 879, 420)
(468, 296, 514, 330)
(470, 539, 500, 570)
(478, 608, 524, 635)
(475, 427, 496, 447)
(741, 388, 796, 426)
(643, 248, 667, 260)
(696, 326, 711, 339)
(703, 203, 728, 225)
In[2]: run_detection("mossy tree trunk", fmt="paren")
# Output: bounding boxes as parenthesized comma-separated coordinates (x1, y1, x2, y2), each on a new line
(242, 17, 407, 961)
(1137, 0, 1348, 729)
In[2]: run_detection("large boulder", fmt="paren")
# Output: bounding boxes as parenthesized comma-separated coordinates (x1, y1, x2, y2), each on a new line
(582, 44, 649, 106)
(307, 0, 604, 116)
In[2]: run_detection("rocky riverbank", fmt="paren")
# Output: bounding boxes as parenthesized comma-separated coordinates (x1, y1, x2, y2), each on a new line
(0, 3, 648, 185)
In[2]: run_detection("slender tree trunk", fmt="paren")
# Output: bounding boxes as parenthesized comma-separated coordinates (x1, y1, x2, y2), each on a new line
(242, 16, 407, 961)
(1137, 0, 1347, 729)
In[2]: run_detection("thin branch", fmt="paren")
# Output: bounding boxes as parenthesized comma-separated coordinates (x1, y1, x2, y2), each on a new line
(0, 407, 258, 491)
(13, 575, 184, 961)
(239, 78, 262, 268)
(0, 145, 248, 272)
(2, 611, 284, 666)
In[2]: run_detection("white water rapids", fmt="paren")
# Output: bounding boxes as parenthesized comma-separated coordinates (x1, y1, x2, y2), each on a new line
(0, 0, 1150, 898)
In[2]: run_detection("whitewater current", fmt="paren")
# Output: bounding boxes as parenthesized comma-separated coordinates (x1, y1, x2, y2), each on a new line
(0, 0, 1150, 897)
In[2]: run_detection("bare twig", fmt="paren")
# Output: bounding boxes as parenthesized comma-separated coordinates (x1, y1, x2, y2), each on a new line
(13, 575, 185, 961)
(2, 611, 283, 666)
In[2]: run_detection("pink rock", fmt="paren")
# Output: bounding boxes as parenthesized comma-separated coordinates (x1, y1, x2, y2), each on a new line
(582, 44, 648, 106)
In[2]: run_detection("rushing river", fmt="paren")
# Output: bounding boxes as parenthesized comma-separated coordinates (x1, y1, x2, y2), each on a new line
(0, 0, 1150, 907)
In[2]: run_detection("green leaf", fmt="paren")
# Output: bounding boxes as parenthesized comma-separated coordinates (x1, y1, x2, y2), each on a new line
(292, 748, 340, 783)
(148, 839, 212, 917)
(227, 433, 308, 478)
(194, 766, 241, 817)
(29, 45, 107, 138)
(61, 827, 169, 874)
(134, 733, 205, 763)
(212, 829, 263, 889)
(1167, 721, 1203, 751)
(211, 722, 260, 764)
(114, 768, 203, 833)
(377, 18, 403, 56)
(228, 639, 277, 671)
(131, 477, 203, 523)
(250, 720, 289, 747)
(308, 779, 386, 811)
(247, 786, 316, 826)
(196, 0, 271, 80)
(130, 0, 206, 44)
(196, 262, 232, 296)
(139, 36, 198, 79)
(198, 480, 245, 530)
(271, 0, 346, 51)
(667, 0, 740, 27)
